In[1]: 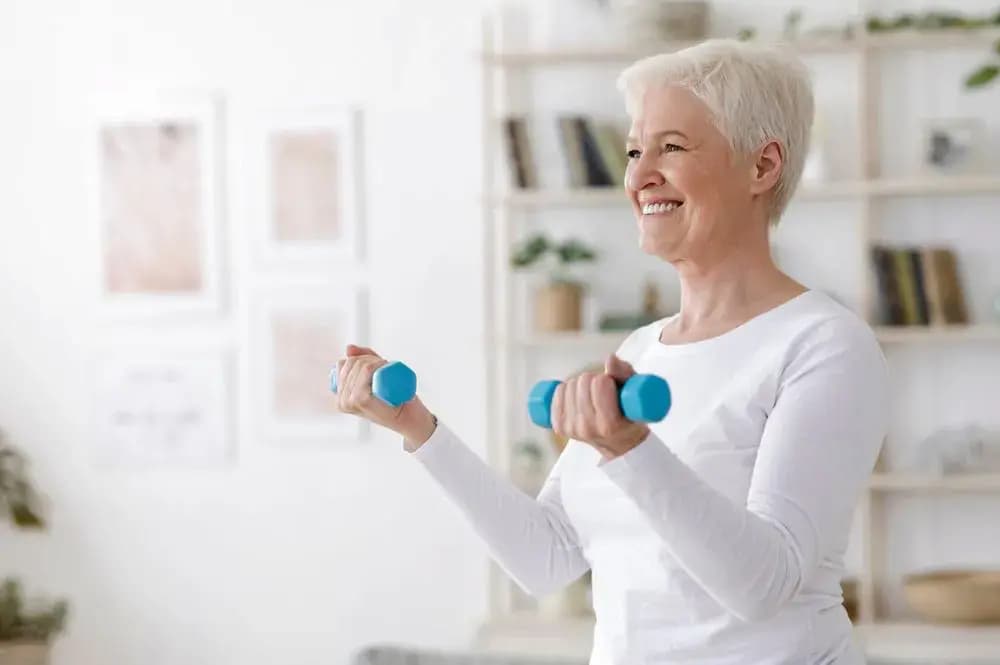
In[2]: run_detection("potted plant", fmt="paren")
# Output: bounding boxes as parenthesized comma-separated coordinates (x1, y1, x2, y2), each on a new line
(510, 233, 597, 332)
(0, 432, 68, 665)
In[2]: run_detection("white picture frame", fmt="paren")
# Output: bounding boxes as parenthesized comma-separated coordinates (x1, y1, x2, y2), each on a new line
(91, 345, 234, 468)
(251, 280, 369, 442)
(90, 91, 225, 318)
(246, 105, 363, 269)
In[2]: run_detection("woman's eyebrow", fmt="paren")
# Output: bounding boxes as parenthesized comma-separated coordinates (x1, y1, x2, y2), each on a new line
(626, 129, 689, 144)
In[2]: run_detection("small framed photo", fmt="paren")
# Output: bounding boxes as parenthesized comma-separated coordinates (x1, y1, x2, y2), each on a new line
(251, 280, 369, 442)
(920, 117, 986, 175)
(91, 346, 233, 468)
(91, 92, 224, 317)
(246, 105, 363, 268)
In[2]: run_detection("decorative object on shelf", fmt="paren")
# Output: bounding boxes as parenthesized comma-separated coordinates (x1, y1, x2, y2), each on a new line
(904, 569, 1000, 624)
(510, 234, 597, 332)
(841, 577, 859, 623)
(609, 0, 708, 45)
(912, 425, 1000, 475)
(870, 245, 968, 327)
(920, 117, 986, 175)
(0, 579, 68, 665)
(864, 10, 1000, 89)
(510, 439, 549, 495)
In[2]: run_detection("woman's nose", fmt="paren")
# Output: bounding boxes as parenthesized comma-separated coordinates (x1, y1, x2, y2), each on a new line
(626, 152, 665, 192)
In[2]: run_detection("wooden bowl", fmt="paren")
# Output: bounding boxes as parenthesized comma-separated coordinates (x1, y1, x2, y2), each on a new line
(904, 569, 1000, 624)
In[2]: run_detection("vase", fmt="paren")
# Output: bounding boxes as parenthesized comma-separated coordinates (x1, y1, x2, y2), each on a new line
(609, 0, 709, 45)
(535, 282, 583, 332)
(0, 643, 49, 665)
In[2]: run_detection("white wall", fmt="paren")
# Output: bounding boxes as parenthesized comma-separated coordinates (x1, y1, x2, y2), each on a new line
(2, 1, 492, 664)
(4, 1, 1000, 663)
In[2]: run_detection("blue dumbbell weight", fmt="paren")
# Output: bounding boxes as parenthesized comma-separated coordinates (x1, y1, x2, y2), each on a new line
(329, 361, 417, 408)
(528, 374, 671, 429)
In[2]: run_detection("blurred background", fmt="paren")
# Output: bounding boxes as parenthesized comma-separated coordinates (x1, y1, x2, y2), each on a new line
(2, 1, 1000, 664)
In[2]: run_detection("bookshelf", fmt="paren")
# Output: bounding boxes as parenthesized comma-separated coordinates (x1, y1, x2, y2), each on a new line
(479, 8, 1000, 663)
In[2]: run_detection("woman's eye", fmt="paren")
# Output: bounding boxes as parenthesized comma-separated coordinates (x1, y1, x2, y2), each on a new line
(626, 149, 641, 160)
(663, 143, 683, 153)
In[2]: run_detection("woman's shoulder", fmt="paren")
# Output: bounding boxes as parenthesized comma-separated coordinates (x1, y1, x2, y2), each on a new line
(780, 290, 886, 371)
(614, 314, 676, 364)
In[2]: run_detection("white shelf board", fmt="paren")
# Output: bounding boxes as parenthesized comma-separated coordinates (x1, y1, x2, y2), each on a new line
(875, 324, 1000, 343)
(483, 29, 1000, 67)
(478, 614, 1000, 663)
(869, 473, 1000, 492)
(869, 174, 1000, 197)
(857, 622, 1000, 663)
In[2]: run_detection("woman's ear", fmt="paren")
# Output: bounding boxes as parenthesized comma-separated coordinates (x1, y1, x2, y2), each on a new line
(749, 139, 783, 195)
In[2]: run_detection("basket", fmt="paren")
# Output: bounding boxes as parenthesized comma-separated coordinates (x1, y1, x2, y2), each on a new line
(903, 569, 1000, 624)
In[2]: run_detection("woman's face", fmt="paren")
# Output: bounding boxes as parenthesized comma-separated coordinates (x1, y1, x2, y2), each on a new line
(625, 85, 764, 264)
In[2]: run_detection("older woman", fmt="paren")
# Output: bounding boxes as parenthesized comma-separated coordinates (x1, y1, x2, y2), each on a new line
(336, 39, 888, 665)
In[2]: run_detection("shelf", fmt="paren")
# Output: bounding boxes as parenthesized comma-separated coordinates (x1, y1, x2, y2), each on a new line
(483, 28, 1000, 67)
(870, 472, 1000, 492)
(490, 176, 1000, 210)
(874, 324, 1000, 343)
(477, 614, 1000, 663)
(857, 622, 1000, 663)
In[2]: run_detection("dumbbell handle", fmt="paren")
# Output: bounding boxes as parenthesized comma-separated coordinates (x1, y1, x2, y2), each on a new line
(329, 360, 417, 408)
(528, 374, 671, 429)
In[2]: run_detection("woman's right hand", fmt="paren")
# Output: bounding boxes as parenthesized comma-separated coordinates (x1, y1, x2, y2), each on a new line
(335, 344, 437, 449)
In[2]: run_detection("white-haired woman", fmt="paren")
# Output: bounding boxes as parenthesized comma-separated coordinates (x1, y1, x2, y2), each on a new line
(336, 39, 888, 664)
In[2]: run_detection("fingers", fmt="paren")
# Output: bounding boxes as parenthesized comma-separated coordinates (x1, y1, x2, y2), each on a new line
(591, 374, 621, 436)
(346, 344, 381, 358)
(337, 355, 388, 414)
(604, 353, 635, 383)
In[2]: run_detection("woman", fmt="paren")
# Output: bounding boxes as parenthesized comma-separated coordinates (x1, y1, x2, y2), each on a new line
(335, 39, 888, 665)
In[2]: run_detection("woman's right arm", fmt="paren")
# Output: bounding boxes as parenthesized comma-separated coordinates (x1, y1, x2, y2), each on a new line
(406, 421, 590, 598)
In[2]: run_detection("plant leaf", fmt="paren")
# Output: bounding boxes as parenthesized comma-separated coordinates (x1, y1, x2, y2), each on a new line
(965, 64, 999, 88)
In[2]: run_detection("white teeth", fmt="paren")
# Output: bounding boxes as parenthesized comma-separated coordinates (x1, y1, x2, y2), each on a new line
(642, 201, 680, 215)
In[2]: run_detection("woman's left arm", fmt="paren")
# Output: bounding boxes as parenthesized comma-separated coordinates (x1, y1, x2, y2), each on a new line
(598, 319, 889, 622)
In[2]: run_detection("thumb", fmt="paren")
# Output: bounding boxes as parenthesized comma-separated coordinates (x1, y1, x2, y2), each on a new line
(346, 344, 381, 359)
(604, 354, 635, 383)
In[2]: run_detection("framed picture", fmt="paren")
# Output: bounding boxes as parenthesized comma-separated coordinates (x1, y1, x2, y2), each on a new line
(251, 280, 369, 442)
(247, 105, 363, 268)
(91, 92, 224, 317)
(920, 117, 986, 175)
(91, 346, 233, 467)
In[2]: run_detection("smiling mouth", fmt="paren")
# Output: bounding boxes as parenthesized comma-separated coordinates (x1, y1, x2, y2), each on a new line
(641, 201, 683, 215)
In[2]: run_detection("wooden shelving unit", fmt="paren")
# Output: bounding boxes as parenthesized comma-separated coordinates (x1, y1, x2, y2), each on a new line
(479, 9, 1000, 663)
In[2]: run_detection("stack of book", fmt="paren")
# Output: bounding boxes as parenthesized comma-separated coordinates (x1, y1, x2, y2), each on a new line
(870, 246, 969, 326)
(502, 115, 628, 190)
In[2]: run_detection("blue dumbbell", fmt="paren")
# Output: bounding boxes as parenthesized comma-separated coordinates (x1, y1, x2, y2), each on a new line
(329, 361, 417, 408)
(528, 374, 671, 429)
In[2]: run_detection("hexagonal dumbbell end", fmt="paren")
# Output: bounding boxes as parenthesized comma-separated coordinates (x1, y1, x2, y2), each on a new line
(329, 360, 417, 408)
(528, 380, 561, 429)
(619, 374, 671, 423)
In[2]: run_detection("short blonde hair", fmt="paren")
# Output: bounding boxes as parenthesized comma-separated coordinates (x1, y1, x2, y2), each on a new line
(617, 39, 814, 225)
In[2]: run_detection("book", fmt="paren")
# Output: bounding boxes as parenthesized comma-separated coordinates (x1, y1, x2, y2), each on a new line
(871, 246, 904, 325)
(907, 249, 930, 325)
(592, 122, 628, 186)
(928, 248, 969, 324)
(891, 248, 921, 325)
(557, 116, 587, 188)
(574, 116, 614, 186)
(501, 117, 537, 189)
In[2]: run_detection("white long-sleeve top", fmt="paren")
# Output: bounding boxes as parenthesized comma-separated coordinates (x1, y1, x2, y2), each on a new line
(409, 290, 889, 664)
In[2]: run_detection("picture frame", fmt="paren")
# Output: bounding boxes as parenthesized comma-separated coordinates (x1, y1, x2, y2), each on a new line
(919, 117, 986, 175)
(91, 91, 225, 318)
(250, 279, 369, 443)
(246, 105, 364, 269)
(91, 345, 234, 468)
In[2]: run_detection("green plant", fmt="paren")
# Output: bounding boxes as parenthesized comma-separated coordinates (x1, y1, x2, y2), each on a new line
(0, 578, 68, 643)
(864, 9, 1000, 90)
(510, 233, 597, 284)
(0, 431, 45, 529)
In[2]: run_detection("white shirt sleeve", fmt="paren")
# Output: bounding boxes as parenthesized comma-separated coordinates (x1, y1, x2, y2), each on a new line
(408, 423, 589, 596)
(598, 318, 889, 622)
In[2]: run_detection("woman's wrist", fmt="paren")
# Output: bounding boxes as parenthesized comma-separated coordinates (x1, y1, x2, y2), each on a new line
(402, 411, 438, 452)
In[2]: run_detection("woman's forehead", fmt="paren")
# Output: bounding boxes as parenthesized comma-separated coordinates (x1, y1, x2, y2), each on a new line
(628, 87, 714, 141)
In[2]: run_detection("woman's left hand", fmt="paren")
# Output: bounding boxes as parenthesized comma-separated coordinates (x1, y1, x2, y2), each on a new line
(551, 354, 650, 461)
